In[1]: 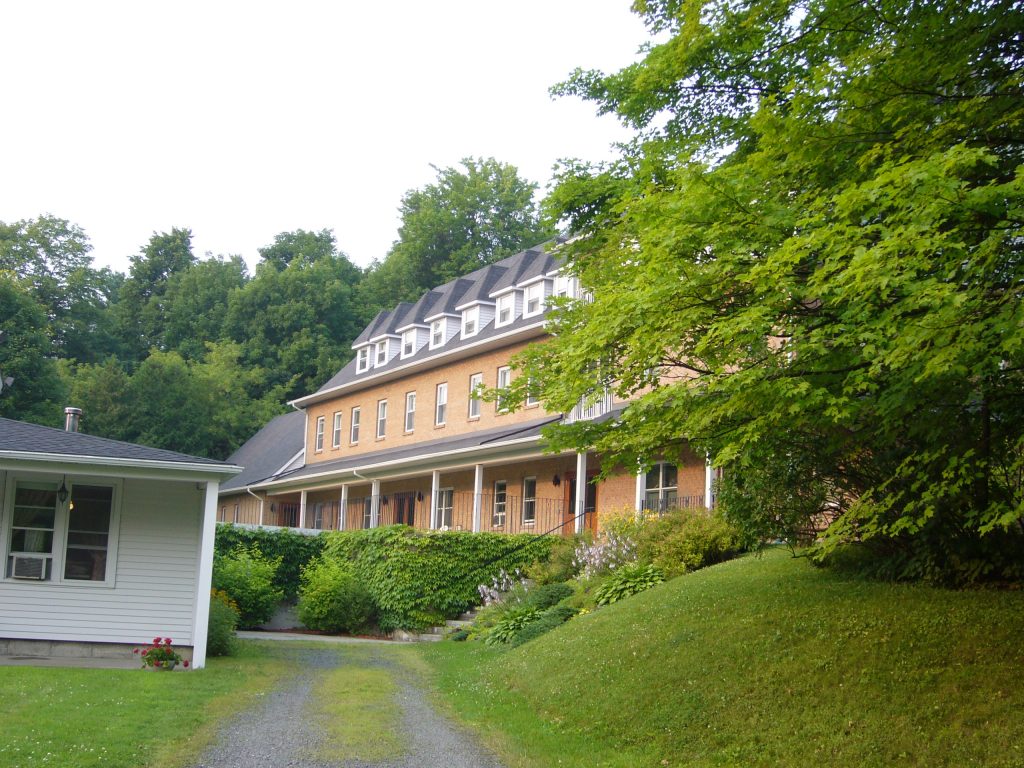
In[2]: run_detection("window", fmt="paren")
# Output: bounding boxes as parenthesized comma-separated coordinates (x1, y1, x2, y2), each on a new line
(554, 275, 576, 299)
(645, 463, 679, 512)
(468, 373, 483, 419)
(315, 416, 325, 452)
(356, 346, 370, 373)
(496, 366, 511, 412)
(437, 488, 454, 529)
(350, 406, 361, 444)
(526, 377, 540, 407)
(462, 306, 479, 337)
(524, 282, 544, 316)
(401, 329, 417, 358)
(375, 339, 388, 366)
(430, 319, 445, 348)
(376, 399, 388, 439)
(435, 382, 448, 426)
(332, 412, 343, 448)
(496, 293, 514, 326)
(313, 502, 324, 530)
(405, 391, 416, 432)
(522, 477, 536, 525)
(5, 480, 117, 584)
(362, 496, 373, 529)
(493, 480, 507, 527)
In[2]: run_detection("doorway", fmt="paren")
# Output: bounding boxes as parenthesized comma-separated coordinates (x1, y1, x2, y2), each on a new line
(563, 471, 598, 535)
(394, 491, 416, 527)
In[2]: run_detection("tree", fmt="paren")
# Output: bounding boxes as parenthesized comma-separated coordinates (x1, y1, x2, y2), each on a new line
(516, 0, 1024, 582)
(257, 229, 337, 271)
(0, 276, 64, 425)
(63, 357, 133, 441)
(362, 158, 553, 308)
(161, 255, 248, 360)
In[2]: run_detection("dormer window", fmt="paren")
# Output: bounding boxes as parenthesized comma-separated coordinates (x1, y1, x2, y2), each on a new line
(496, 293, 514, 327)
(462, 306, 479, 338)
(430, 319, 445, 349)
(524, 283, 544, 317)
(401, 329, 417, 358)
(375, 339, 388, 366)
(356, 347, 370, 373)
(554, 275, 576, 299)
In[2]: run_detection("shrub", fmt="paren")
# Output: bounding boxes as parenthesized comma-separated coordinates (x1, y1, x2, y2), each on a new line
(595, 563, 664, 606)
(297, 558, 377, 634)
(215, 525, 325, 600)
(212, 545, 284, 628)
(527, 534, 584, 584)
(485, 605, 544, 646)
(635, 509, 743, 577)
(521, 582, 573, 611)
(207, 589, 239, 657)
(573, 528, 637, 578)
(509, 605, 577, 647)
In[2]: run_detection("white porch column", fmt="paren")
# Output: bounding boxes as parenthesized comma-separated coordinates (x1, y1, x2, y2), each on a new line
(371, 479, 381, 527)
(430, 470, 441, 529)
(299, 490, 307, 529)
(705, 456, 714, 510)
(192, 479, 220, 669)
(634, 468, 646, 516)
(472, 464, 483, 533)
(257, 493, 265, 527)
(339, 484, 349, 530)
(574, 452, 587, 534)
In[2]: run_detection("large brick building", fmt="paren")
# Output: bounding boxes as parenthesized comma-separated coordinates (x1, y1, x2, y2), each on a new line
(218, 244, 712, 536)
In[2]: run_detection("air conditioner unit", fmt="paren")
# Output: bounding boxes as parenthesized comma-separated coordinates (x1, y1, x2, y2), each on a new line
(11, 555, 47, 580)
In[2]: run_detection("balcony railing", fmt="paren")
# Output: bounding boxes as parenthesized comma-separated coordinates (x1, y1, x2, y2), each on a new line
(565, 390, 613, 423)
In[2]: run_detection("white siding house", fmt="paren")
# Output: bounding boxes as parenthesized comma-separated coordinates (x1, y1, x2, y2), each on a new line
(0, 416, 241, 668)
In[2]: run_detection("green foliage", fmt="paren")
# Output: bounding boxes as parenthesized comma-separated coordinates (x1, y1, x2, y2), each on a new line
(214, 524, 325, 601)
(594, 563, 664, 606)
(508, 605, 577, 647)
(485, 606, 544, 646)
(634, 509, 744, 578)
(0, 275, 64, 424)
(322, 526, 555, 631)
(520, 582, 573, 611)
(298, 558, 377, 634)
(212, 545, 284, 628)
(526, 534, 582, 584)
(517, 0, 1024, 584)
(207, 590, 239, 657)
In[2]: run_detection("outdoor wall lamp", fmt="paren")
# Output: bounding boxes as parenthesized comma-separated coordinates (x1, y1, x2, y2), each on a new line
(57, 476, 69, 503)
(552, 474, 561, 487)
(416, 491, 424, 502)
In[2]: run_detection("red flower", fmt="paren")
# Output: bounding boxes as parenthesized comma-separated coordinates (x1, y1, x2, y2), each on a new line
(133, 648, 139, 654)
(183, 660, 190, 668)
(154, 661, 161, 668)
(153, 637, 161, 644)
(164, 638, 173, 645)
(141, 650, 148, 656)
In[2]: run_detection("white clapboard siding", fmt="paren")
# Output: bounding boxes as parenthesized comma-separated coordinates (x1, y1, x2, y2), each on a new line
(0, 477, 202, 646)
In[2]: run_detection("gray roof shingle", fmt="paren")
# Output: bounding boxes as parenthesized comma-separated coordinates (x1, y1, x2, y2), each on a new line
(220, 409, 306, 491)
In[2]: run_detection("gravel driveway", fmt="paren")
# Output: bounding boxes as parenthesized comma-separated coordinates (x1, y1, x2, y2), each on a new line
(190, 643, 505, 768)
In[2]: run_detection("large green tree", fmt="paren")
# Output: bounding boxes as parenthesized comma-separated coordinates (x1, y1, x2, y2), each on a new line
(362, 157, 553, 308)
(0, 276, 64, 424)
(515, 0, 1023, 582)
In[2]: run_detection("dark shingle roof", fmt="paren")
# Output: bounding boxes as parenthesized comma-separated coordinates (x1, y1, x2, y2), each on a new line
(0, 417, 236, 468)
(221, 410, 306, 492)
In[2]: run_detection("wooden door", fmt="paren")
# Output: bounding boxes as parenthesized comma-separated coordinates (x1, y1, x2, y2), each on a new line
(563, 471, 598, 535)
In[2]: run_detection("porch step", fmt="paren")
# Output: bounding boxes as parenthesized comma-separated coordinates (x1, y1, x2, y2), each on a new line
(446, 619, 473, 629)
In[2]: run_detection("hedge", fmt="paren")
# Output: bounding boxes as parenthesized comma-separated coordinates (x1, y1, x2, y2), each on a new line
(322, 526, 556, 631)
(214, 525, 325, 600)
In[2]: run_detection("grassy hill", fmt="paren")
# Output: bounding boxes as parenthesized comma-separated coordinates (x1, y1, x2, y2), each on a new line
(421, 548, 1024, 767)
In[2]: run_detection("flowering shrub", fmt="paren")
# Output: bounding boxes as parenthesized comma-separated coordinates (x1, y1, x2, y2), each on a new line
(572, 529, 637, 578)
(134, 637, 188, 670)
(476, 568, 526, 606)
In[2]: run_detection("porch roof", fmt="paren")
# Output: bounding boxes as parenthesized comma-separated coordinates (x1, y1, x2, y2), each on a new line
(251, 414, 562, 491)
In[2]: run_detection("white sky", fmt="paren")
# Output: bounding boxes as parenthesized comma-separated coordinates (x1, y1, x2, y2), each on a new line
(1, 1, 647, 274)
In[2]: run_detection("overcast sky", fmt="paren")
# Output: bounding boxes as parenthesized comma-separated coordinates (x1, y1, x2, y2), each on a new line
(1, 2, 648, 274)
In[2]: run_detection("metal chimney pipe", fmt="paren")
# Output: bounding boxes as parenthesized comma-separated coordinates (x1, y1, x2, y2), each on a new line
(64, 407, 82, 433)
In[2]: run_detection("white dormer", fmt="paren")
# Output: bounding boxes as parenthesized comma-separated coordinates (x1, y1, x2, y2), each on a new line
(462, 305, 480, 338)
(398, 325, 428, 359)
(356, 345, 371, 373)
(425, 316, 457, 350)
(522, 279, 550, 318)
(553, 274, 579, 300)
(371, 336, 400, 368)
(494, 290, 520, 328)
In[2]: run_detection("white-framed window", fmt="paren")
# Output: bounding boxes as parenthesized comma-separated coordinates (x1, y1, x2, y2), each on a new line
(356, 347, 370, 373)
(313, 502, 324, 530)
(497, 366, 511, 412)
(362, 496, 373, 529)
(332, 412, 343, 448)
(492, 480, 507, 527)
(437, 488, 454, 529)
(375, 339, 389, 366)
(524, 282, 544, 317)
(4, 478, 120, 585)
(430, 319, 446, 349)
(315, 416, 325, 452)
(554, 275, 577, 299)
(350, 406, 361, 444)
(435, 382, 448, 426)
(468, 373, 483, 419)
(495, 293, 515, 326)
(645, 463, 679, 512)
(405, 391, 416, 433)
(233, 502, 240, 523)
(462, 306, 480, 337)
(401, 329, 417, 358)
(526, 377, 540, 407)
(376, 399, 388, 439)
(522, 477, 536, 524)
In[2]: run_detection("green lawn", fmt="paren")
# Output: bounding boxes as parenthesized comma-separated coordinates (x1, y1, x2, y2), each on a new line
(420, 548, 1024, 768)
(0, 642, 289, 768)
